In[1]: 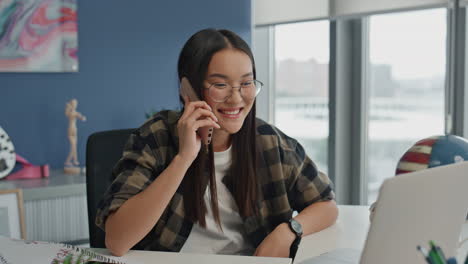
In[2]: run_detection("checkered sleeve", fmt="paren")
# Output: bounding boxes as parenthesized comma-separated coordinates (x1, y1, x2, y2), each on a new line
(286, 139, 335, 212)
(95, 128, 163, 231)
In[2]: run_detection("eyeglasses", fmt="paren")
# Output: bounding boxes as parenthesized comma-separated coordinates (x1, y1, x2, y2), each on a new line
(205, 80, 263, 103)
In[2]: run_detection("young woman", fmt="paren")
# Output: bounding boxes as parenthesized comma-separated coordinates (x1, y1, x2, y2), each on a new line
(96, 28, 338, 258)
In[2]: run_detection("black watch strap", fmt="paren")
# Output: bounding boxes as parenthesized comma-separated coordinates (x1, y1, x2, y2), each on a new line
(287, 219, 303, 260)
(289, 237, 301, 259)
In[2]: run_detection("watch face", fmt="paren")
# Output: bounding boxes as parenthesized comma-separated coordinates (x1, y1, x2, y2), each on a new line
(0, 126, 15, 179)
(290, 219, 303, 235)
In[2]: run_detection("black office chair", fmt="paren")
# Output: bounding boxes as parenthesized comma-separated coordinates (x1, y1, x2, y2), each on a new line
(86, 128, 135, 248)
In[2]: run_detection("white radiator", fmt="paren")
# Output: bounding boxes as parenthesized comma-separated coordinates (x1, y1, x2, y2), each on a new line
(24, 195, 89, 243)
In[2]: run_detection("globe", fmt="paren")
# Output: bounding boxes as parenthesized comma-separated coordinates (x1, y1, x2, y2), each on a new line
(368, 134, 468, 222)
(396, 135, 468, 175)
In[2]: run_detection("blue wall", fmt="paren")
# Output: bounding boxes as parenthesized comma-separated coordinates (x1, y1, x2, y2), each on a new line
(0, 0, 251, 169)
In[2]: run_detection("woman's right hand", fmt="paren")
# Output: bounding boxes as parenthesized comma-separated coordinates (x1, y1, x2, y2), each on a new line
(177, 96, 220, 163)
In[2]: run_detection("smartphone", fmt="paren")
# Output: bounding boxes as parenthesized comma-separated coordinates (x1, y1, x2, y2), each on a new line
(179, 77, 214, 146)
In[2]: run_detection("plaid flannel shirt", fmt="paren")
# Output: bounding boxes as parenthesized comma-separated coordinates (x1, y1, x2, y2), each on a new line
(95, 110, 335, 252)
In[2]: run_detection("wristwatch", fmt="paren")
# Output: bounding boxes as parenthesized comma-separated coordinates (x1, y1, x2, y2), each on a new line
(287, 218, 303, 259)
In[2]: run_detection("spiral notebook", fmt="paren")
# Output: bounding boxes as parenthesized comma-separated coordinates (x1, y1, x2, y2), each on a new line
(0, 236, 134, 264)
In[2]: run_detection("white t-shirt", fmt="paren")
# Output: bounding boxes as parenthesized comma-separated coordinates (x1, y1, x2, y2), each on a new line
(180, 146, 254, 255)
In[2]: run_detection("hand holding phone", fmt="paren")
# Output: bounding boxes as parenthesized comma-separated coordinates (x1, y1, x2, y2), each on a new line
(179, 77, 215, 146)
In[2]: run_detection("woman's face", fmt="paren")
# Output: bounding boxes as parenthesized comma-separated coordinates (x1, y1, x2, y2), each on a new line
(203, 48, 255, 135)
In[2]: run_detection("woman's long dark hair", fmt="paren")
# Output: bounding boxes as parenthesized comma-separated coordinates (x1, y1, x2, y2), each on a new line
(177, 29, 258, 228)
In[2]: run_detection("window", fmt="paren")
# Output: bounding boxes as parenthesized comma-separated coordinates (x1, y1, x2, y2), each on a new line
(274, 21, 330, 173)
(367, 9, 446, 204)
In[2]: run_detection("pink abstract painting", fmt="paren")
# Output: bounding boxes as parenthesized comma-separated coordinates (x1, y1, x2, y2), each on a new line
(0, 0, 78, 72)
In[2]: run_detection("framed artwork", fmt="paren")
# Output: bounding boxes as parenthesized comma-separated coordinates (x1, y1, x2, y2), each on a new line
(0, 0, 78, 72)
(0, 189, 26, 239)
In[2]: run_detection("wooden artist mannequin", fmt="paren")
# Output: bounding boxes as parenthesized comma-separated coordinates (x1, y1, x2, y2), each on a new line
(64, 99, 86, 174)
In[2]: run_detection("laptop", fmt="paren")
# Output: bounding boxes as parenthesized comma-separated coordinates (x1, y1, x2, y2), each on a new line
(299, 161, 468, 264)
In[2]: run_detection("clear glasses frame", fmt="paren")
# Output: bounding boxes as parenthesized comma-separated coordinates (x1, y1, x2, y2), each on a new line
(205, 80, 264, 103)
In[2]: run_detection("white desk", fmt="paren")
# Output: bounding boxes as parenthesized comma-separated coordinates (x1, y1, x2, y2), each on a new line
(294, 205, 370, 263)
(92, 248, 291, 264)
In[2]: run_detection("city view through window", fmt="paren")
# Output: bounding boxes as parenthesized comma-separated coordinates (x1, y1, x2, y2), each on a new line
(274, 9, 446, 204)
(275, 21, 330, 174)
(367, 9, 446, 204)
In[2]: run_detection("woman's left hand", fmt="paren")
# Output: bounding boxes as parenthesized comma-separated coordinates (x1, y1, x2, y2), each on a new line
(253, 223, 295, 258)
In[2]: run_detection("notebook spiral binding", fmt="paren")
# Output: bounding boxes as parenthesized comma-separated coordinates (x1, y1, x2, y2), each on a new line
(58, 243, 126, 264)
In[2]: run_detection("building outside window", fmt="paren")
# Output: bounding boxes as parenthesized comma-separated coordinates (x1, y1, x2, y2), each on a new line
(366, 9, 446, 204)
(274, 21, 330, 173)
